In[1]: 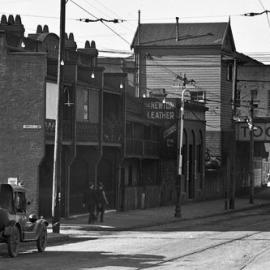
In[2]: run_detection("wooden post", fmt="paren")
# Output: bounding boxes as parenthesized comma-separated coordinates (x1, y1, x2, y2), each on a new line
(52, 0, 66, 233)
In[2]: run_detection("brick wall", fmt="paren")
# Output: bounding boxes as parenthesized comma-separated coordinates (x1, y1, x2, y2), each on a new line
(0, 35, 46, 213)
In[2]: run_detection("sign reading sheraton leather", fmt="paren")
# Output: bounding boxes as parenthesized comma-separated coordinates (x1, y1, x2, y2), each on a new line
(143, 98, 176, 121)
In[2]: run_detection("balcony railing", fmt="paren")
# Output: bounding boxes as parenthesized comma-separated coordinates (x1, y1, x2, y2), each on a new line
(103, 124, 122, 144)
(126, 138, 160, 157)
(45, 119, 98, 143)
(76, 121, 99, 142)
(45, 119, 72, 141)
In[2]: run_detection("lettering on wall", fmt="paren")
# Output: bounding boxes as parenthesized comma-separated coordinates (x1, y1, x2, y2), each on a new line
(236, 122, 270, 141)
(143, 98, 176, 121)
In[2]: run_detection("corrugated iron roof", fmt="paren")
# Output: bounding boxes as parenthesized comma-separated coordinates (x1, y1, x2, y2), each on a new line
(131, 22, 228, 47)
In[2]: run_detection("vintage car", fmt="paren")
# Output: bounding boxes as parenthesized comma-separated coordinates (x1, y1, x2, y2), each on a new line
(0, 183, 48, 257)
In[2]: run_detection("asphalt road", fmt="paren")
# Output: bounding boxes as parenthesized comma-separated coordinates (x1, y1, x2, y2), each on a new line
(1, 207, 270, 270)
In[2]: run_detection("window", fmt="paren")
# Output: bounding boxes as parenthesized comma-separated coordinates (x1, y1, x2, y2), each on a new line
(227, 64, 233, 81)
(83, 90, 89, 120)
(88, 90, 99, 123)
(190, 91, 205, 103)
(250, 89, 257, 100)
(15, 192, 26, 213)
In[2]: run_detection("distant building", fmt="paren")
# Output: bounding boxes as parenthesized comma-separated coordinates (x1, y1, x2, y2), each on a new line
(131, 20, 264, 199)
(235, 65, 270, 189)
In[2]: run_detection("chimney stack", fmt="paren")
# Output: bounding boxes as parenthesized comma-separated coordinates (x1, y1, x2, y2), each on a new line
(176, 17, 179, 42)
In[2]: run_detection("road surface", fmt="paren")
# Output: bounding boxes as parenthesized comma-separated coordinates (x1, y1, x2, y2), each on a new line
(1, 207, 270, 270)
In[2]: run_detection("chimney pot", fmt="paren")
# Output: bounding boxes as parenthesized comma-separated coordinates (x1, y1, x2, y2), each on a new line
(1, 15, 7, 25)
(15, 15, 22, 25)
(36, 25, 42, 33)
(8, 15, 15, 25)
(43, 25, 49, 33)
(85, 40, 90, 48)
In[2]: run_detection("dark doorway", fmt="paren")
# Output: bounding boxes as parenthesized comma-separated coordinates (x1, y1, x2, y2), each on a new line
(70, 158, 89, 214)
(98, 158, 116, 209)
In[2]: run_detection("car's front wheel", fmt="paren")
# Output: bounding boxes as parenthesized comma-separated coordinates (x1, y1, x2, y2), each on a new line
(7, 226, 20, 257)
(37, 227, 47, 252)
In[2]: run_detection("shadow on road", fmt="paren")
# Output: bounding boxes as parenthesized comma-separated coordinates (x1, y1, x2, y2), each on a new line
(0, 250, 165, 270)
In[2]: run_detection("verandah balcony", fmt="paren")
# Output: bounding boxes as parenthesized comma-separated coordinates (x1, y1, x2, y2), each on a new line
(45, 119, 99, 143)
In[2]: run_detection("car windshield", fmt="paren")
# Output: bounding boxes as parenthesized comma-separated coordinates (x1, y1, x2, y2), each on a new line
(0, 185, 13, 211)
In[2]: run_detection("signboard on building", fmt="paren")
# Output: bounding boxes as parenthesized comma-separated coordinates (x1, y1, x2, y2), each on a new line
(236, 122, 270, 141)
(142, 98, 177, 121)
(8, 177, 18, 185)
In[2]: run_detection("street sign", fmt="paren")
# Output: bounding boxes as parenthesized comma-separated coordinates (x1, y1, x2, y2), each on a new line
(23, 124, 42, 129)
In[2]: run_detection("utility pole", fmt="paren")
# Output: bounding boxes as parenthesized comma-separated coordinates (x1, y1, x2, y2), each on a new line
(174, 87, 187, 217)
(52, 0, 66, 233)
(249, 95, 255, 204)
(174, 75, 195, 218)
(175, 98, 182, 217)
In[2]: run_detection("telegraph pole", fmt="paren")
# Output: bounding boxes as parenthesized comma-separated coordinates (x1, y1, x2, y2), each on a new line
(52, 0, 66, 233)
(249, 96, 255, 204)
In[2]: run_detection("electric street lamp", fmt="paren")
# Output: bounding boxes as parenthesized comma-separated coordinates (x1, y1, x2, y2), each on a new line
(175, 87, 189, 217)
(173, 74, 196, 218)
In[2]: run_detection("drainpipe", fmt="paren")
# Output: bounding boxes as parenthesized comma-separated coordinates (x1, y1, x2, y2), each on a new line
(95, 70, 104, 186)
(117, 75, 127, 210)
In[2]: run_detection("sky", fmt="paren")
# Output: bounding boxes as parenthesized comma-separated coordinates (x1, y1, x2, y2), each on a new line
(1, 0, 270, 62)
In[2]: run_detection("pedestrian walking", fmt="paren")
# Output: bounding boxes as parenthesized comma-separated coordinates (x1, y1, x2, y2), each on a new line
(96, 182, 109, 222)
(82, 182, 97, 224)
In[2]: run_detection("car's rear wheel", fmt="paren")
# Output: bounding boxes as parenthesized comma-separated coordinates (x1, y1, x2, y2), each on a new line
(7, 226, 20, 257)
(37, 227, 47, 252)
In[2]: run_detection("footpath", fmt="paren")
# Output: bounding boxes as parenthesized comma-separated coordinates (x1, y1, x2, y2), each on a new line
(46, 195, 270, 242)
(1, 196, 270, 252)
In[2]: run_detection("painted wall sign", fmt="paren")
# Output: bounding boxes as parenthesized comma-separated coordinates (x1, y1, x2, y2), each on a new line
(143, 98, 177, 121)
(236, 122, 270, 141)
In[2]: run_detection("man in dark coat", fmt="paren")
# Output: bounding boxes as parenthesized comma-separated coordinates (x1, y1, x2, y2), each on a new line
(96, 182, 109, 222)
(83, 182, 97, 224)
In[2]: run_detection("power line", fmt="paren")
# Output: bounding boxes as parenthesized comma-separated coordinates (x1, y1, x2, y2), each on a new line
(88, 0, 135, 32)
(69, 0, 131, 46)
(77, 18, 125, 23)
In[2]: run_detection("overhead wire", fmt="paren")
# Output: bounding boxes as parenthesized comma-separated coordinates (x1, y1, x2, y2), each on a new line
(257, 0, 270, 28)
(69, 0, 131, 46)
(86, 0, 135, 32)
